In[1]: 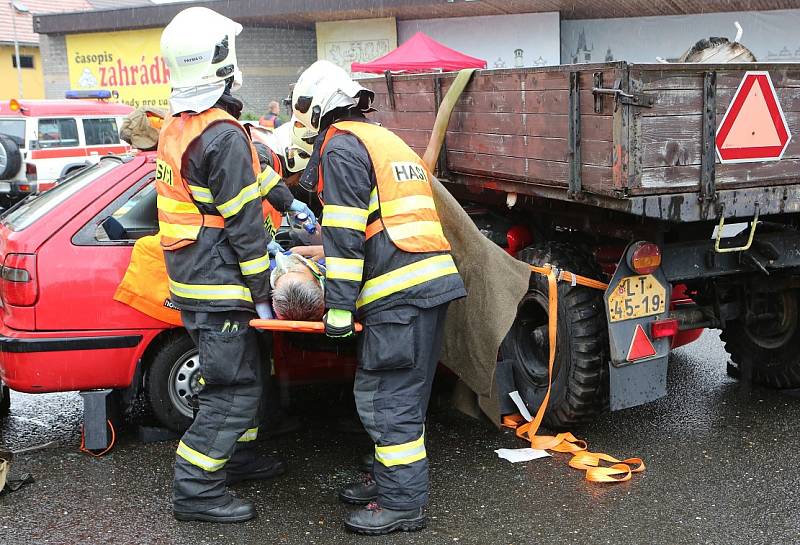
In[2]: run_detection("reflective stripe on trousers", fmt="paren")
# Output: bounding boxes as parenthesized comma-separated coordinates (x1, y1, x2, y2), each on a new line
(237, 427, 259, 443)
(375, 432, 426, 467)
(176, 440, 229, 472)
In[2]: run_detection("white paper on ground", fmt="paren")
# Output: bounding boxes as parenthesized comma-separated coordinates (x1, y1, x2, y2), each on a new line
(494, 448, 551, 463)
(508, 391, 533, 422)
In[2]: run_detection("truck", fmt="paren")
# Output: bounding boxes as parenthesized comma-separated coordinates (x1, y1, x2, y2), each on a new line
(357, 61, 800, 428)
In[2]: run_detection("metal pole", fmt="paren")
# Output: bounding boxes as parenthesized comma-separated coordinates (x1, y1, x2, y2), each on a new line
(10, 3, 24, 98)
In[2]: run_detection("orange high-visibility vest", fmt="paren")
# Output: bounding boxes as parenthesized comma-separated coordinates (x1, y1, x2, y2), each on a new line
(156, 109, 283, 250)
(259, 115, 276, 130)
(319, 121, 450, 253)
(114, 234, 182, 326)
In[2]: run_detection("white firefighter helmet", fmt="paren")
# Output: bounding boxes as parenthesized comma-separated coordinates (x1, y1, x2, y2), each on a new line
(290, 116, 314, 155)
(273, 123, 310, 173)
(161, 7, 244, 113)
(291, 60, 373, 136)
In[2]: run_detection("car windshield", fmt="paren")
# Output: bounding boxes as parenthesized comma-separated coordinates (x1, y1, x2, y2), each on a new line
(0, 119, 25, 148)
(1, 158, 121, 231)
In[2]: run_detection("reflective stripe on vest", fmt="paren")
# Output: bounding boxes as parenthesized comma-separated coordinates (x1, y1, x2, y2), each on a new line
(356, 254, 458, 309)
(156, 109, 283, 249)
(319, 122, 450, 253)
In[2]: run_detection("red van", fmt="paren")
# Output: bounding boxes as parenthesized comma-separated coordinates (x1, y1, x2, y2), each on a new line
(0, 152, 355, 431)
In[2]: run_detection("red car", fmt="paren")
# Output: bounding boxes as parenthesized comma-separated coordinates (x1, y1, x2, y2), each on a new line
(0, 152, 355, 431)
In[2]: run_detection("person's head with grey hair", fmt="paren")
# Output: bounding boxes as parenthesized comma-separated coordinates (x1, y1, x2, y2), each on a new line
(270, 253, 326, 321)
(272, 276, 325, 320)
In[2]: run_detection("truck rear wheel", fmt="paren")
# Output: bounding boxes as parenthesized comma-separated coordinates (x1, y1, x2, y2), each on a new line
(145, 331, 198, 432)
(721, 289, 800, 388)
(507, 242, 608, 429)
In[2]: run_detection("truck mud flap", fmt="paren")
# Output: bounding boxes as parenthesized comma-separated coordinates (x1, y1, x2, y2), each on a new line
(604, 243, 672, 410)
(608, 357, 668, 411)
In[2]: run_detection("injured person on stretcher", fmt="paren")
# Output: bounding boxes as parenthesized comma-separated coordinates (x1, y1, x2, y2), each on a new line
(114, 235, 327, 325)
(269, 247, 326, 321)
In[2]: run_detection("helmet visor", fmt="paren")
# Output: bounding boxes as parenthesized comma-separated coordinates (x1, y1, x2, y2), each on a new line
(294, 96, 313, 114)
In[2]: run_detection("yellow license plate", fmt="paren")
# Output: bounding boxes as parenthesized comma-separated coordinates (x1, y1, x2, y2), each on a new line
(607, 274, 666, 323)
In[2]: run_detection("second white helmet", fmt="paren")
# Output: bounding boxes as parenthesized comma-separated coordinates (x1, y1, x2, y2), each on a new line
(291, 60, 373, 137)
(273, 123, 310, 173)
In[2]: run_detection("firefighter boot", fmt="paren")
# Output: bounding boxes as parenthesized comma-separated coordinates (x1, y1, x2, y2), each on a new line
(173, 496, 256, 524)
(338, 473, 378, 505)
(344, 502, 426, 535)
(226, 454, 287, 485)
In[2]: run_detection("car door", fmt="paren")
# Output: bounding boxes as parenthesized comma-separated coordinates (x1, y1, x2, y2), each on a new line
(34, 165, 164, 331)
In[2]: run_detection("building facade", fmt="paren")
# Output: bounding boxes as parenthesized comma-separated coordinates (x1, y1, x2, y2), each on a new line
(31, 0, 800, 116)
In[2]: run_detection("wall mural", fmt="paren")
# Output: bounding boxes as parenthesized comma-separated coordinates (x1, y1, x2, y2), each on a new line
(561, 8, 800, 64)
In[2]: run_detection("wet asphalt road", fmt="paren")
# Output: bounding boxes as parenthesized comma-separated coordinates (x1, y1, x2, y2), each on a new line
(1, 330, 799, 545)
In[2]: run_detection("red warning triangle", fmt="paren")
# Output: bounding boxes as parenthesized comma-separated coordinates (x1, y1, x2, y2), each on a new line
(716, 71, 791, 163)
(627, 324, 657, 361)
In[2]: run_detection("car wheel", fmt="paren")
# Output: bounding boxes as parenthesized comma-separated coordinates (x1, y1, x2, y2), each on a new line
(145, 331, 199, 433)
(0, 382, 10, 417)
(508, 242, 608, 429)
(0, 134, 21, 180)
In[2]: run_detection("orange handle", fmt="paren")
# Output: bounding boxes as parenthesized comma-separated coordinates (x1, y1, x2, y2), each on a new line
(249, 319, 364, 334)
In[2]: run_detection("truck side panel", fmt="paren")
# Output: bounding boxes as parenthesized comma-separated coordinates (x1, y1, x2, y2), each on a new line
(632, 65, 800, 195)
(361, 66, 620, 195)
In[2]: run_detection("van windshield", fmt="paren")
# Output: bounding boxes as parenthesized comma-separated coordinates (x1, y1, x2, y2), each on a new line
(1, 158, 121, 231)
(0, 119, 25, 148)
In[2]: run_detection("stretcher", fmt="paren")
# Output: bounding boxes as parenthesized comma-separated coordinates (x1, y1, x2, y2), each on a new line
(250, 319, 363, 334)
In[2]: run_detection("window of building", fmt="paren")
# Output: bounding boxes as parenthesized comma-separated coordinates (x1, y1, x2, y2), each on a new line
(11, 55, 34, 69)
(37, 118, 79, 149)
(83, 118, 120, 146)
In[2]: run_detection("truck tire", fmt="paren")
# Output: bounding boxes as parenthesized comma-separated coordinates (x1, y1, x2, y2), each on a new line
(0, 134, 22, 180)
(721, 289, 800, 388)
(507, 242, 608, 429)
(145, 331, 198, 432)
(0, 382, 10, 417)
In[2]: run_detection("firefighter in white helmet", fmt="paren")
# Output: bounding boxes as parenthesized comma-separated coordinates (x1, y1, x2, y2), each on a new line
(293, 60, 466, 535)
(157, 7, 286, 524)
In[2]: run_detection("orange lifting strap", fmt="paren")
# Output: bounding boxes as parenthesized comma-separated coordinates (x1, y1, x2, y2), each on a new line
(250, 319, 363, 334)
(504, 265, 645, 483)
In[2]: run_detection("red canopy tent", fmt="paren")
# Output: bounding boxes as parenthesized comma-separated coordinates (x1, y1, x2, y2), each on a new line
(351, 32, 487, 73)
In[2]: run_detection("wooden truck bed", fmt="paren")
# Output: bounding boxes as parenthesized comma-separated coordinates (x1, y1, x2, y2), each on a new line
(358, 62, 800, 223)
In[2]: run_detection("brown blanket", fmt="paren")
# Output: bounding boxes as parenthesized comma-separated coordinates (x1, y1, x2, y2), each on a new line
(432, 178, 531, 423)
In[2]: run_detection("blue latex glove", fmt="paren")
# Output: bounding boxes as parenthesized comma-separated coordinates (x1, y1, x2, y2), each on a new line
(288, 199, 316, 227)
(266, 239, 284, 256)
(255, 302, 274, 320)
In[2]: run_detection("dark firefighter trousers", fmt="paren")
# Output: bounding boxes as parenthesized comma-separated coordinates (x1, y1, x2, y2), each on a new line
(354, 303, 449, 511)
(173, 310, 264, 511)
